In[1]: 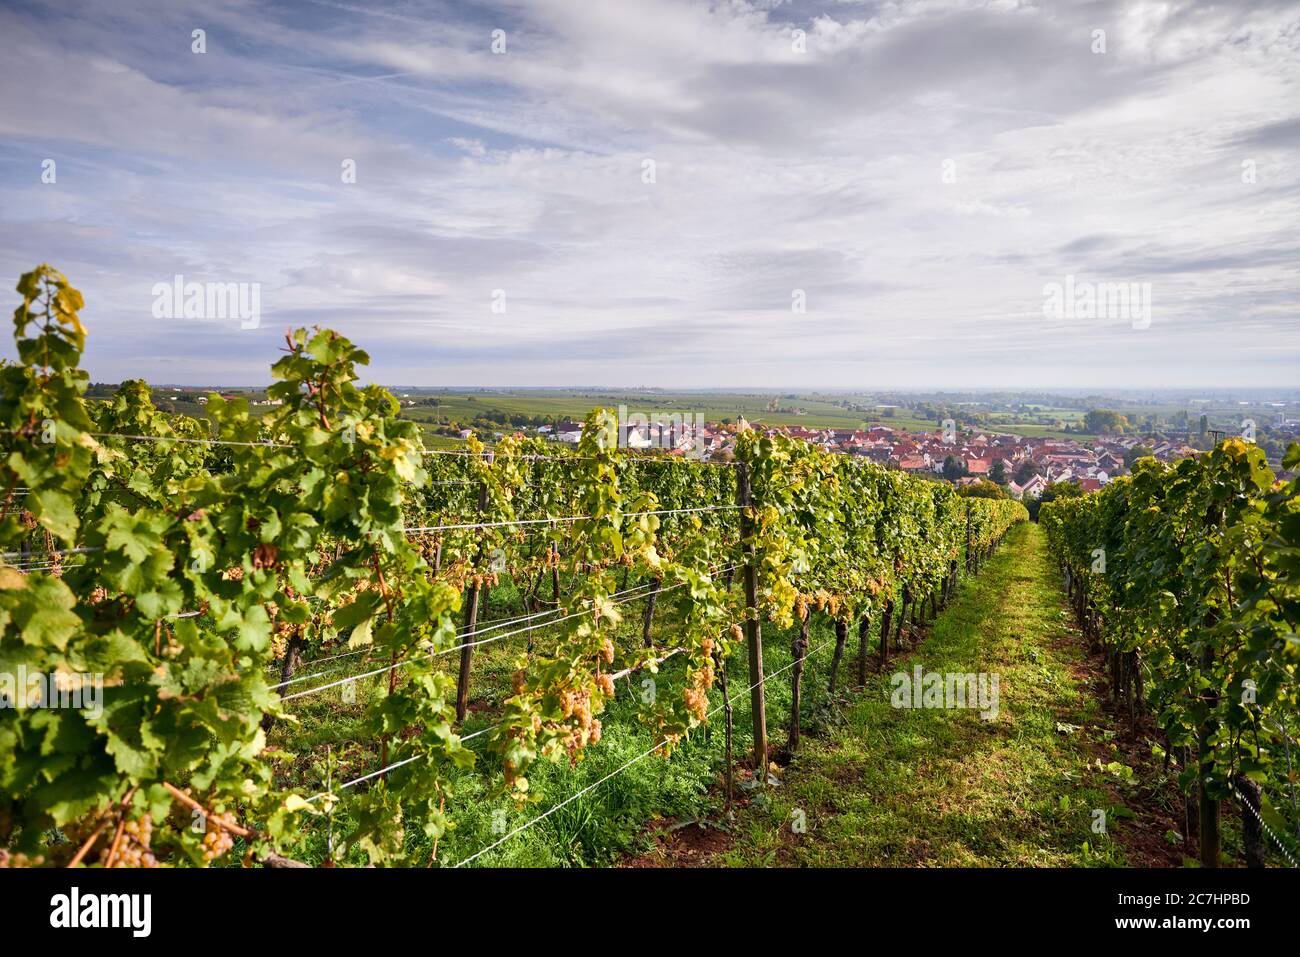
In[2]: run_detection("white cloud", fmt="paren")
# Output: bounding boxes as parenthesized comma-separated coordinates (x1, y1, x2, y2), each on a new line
(0, 0, 1297, 387)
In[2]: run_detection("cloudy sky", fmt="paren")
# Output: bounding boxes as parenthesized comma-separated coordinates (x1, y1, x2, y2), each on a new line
(1, 0, 1297, 387)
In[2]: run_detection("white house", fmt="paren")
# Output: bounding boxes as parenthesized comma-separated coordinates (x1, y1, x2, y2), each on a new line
(1018, 474, 1049, 499)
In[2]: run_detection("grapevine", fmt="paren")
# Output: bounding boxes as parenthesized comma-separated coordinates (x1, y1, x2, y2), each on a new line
(1041, 440, 1300, 865)
(0, 265, 1026, 866)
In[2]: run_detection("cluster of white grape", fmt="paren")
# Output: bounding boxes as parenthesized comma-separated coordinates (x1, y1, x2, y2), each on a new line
(111, 815, 158, 868)
(201, 812, 236, 863)
(0, 849, 44, 867)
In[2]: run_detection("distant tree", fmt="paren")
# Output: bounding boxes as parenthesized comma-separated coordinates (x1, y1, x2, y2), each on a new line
(1083, 409, 1129, 435)
(1013, 459, 1042, 485)
(942, 455, 968, 481)
(1039, 481, 1086, 503)
(989, 460, 1008, 484)
(958, 480, 1009, 500)
(1027, 480, 1085, 520)
(1124, 445, 1155, 468)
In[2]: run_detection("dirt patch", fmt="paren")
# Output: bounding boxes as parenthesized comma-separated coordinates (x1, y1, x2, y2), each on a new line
(621, 818, 735, 867)
(826, 759, 869, 788)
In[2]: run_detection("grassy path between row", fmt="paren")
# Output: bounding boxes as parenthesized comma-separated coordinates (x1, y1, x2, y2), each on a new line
(662, 521, 1160, 866)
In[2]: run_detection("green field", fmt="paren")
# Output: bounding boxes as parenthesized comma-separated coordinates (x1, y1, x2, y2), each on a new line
(118, 384, 1300, 448)
(396, 389, 932, 430)
(392, 389, 1100, 441)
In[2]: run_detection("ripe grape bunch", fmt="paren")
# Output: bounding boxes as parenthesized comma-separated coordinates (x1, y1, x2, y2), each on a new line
(112, 815, 158, 869)
(201, 813, 236, 863)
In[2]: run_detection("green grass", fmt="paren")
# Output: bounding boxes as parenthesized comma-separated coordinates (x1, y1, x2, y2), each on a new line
(717, 522, 1134, 867)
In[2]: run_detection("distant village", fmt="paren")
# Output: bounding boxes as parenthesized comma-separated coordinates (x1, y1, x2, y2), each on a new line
(533, 416, 1201, 501)
(141, 389, 1272, 500)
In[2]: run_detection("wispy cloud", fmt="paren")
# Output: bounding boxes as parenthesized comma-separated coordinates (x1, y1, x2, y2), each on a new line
(1, 0, 1297, 387)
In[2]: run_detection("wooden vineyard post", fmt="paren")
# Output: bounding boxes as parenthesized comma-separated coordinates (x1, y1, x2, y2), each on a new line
(455, 481, 490, 722)
(828, 618, 848, 693)
(964, 504, 972, 574)
(716, 648, 733, 807)
(262, 635, 306, 732)
(455, 577, 482, 720)
(788, 611, 809, 752)
(642, 578, 661, 647)
(736, 461, 768, 777)
(1198, 734, 1220, 867)
(523, 567, 543, 615)
(879, 600, 893, 666)
(895, 583, 910, 649)
(857, 613, 871, 687)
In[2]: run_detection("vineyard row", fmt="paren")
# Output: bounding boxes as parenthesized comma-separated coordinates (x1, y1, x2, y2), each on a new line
(1040, 440, 1300, 867)
(1, 265, 1024, 867)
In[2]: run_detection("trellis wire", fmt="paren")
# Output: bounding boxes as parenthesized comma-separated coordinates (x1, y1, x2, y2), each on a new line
(277, 569, 733, 703)
(451, 635, 838, 867)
